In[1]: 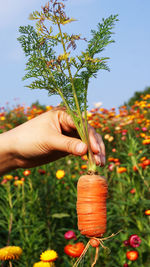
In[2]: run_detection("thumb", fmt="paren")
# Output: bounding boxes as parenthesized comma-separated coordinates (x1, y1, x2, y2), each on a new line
(53, 133, 87, 156)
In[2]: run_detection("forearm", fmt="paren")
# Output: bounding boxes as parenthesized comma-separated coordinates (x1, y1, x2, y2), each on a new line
(0, 132, 18, 176)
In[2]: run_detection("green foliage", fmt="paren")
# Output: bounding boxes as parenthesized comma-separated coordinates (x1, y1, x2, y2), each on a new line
(124, 86, 150, 107)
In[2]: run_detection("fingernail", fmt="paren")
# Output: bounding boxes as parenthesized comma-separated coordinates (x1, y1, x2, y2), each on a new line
(93, 141, 101, 153)
(95, 154, 101, 166)
(76, 142, 86, 154)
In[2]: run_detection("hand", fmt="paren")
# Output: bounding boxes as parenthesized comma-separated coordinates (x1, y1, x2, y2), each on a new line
(0, 108, 105, 174)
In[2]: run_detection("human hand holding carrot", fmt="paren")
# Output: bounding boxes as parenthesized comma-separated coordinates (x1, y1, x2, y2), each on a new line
(0, 108, 105, 175)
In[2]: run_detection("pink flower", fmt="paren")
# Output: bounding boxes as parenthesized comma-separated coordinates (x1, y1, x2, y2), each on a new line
(142, 127, 147, 132)
(123, 240, 130, 246)
(108, 163, 115, 171)
(129, 234, 141, 247)
(1, 179, 7, 185)
(64, 230, 76, 240)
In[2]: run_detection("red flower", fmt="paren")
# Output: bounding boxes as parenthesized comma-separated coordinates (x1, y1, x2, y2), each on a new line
(130, 188, 136, 194)
(129, 235, 141, 248)
(38, 169, 46, 175)
(133, 165, 138, 172)
(143, 159, 150, 166)
(126, 250, 138, 261)
(64, 242, 85, 258)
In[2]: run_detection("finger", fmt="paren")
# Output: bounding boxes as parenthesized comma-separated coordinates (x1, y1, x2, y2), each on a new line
(96, 133, 106, 165)
(94, 153, 101, 166)
(88, 125, 101, 154)
(59, 110, 76, 132)
(52, 132, 87, 156)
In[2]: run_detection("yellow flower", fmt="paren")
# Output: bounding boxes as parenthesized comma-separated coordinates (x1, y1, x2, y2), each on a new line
(143, 139, 150, 145)
(46, 106, 53, 111)
(108, 136, 114, 142)
(14, 180, 24, 186)
(58, 53, 70, 61)
(0, 116, 5, 121)
(140, 133, 146, 138)
(33, 261, 55, 267)
(0, 246, 22, 261)
(56, 170, 65, 179)
(40, 250, 58, 262)
(3, 175, 13, 181)
(81, 154, 88, 161)
(104, 134, 110, 140)
(140, 157, 146, 162)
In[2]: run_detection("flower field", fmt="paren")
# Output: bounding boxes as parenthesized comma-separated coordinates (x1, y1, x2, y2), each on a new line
(0, 94, 150, 267)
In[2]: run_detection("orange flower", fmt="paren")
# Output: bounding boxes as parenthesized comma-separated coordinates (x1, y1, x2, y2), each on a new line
(81, 165, 87, 170)
(145, 210, 150, 215)
(114, 158, 120, 163)
(23, 170, 31, 176)
(117, 167, 127, 173)
(108, 157, 114, 162)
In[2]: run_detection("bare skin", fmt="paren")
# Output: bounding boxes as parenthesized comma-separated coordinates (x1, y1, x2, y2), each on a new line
(0, 108, 105, 176)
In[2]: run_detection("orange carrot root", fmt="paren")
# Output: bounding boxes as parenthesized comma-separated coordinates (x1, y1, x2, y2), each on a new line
(77, 175, 108, 238)
(89, 238, 100, 248)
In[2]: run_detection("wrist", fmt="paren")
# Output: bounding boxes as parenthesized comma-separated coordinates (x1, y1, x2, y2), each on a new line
(0, 131, 19, 176)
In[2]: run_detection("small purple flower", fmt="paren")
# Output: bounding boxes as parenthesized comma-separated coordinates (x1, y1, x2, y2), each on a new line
(64, 230, 76, 240)
(123, 240, 130, 246)
(129, 234, 141, 248)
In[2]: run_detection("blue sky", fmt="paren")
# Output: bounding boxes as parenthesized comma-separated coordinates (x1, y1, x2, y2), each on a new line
(0, 0, 150, 110)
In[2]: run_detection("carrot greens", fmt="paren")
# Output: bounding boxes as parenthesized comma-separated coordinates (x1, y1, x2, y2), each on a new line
(18, 0, 118, 171)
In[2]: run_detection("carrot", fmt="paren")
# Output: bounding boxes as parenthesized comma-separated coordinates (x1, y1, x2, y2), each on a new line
(77, 175, 108, 241)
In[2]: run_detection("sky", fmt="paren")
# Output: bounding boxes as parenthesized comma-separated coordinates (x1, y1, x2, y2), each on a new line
(0, 0, 150, 110)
